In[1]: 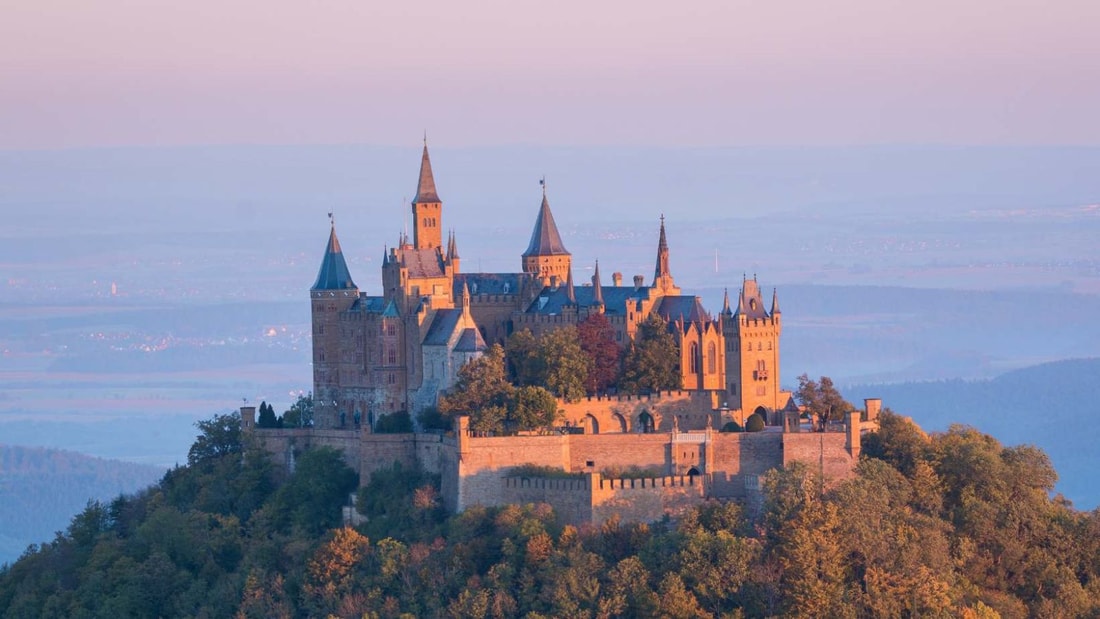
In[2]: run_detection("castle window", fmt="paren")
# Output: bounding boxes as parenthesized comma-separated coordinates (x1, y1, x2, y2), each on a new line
(768, 341, 773, 350)
(757, 342, 762, 351)
(318, 325, 324, 335)
(319, 352, 326, 362)
(388, 324, 396, 336)
(388, 347, 396, 364)
(689, 342, 699, 373)
(730, 383, 737, 394)
(707, 342, 717, 374)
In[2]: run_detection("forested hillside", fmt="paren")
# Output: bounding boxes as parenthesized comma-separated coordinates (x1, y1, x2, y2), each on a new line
(0, 445, 164, 566)
(2, 412, 1099, 618)
(845, 358, 1100, 508)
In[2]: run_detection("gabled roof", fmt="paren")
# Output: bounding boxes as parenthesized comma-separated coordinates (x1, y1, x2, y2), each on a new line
(422, 309, 464, 346)
(522, 194, 570, 257)
(395, 246, 446, 278)
(735, 279, 770, 319)
(414, 144, 440, 203)
(312, 225, 357, 291)
(454, 328, 487, 353)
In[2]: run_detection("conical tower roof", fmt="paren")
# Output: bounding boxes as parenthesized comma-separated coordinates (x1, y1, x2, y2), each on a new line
(312, 224, 357, 291)
(771, 288, 781, 314)
(414, 143, 440, 203)
(591, 260, 604, 306)
(522, 194, 570, 257)
(565, 269, 576, 304)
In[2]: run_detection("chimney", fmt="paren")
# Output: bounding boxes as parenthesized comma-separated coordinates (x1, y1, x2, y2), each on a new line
(633, 275, 645, 289)
(612, 272, 623, 286)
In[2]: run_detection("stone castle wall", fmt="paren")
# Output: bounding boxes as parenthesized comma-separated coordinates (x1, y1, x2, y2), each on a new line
(243, 407, 862, 525)
(555, 390, 724, 433)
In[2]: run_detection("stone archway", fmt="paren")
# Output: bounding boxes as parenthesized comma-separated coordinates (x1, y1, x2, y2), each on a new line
(754, 406, 768, 426)
(611, 413, 627, 433)
(638, 410, 655, 433)
(585, 414, 600, 434)
(687, 466, 701, 477)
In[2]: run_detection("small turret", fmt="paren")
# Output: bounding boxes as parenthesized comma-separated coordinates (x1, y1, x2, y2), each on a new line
(722, 288, 732, 317)
(312, 220, 357, 292)
(591, 260, 605, 307)
(652, 215, 679, 293)
(771, 288, 781, 315)
(565, 269, 577, 305)
(522, 187, 572, 284)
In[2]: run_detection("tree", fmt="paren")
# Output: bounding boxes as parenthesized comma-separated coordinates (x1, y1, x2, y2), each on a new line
(577, 314, 622, 394)
(256, 402, 278, 428)
(537, 327, 591, 402)
(280, 392, 313, 428)
(620, 314, 681, 394)
(745, 413, 765, 432)
(270, 447, 359, 535)
(187, 413, 242, 467)
(439, 344, 515, 433)
(511, 386, 559, 430)
(795, 374, 852, 431)
(504, 329, 542, 386)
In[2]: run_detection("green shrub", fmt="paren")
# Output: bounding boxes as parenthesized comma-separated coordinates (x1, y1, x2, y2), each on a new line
(720, 421, 741, 433)
(745, 413, 765, 432)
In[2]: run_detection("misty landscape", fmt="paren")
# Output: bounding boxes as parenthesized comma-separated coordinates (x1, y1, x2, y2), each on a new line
(2, 144, 1098, 564)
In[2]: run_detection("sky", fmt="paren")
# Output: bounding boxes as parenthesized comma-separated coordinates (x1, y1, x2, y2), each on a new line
(2, 0, 1099, 150)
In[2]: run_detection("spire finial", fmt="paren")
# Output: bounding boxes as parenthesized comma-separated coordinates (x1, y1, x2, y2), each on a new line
(328, 211, 334, 228)
(423, 130, 427, 146)
(539, 175, 547, 197)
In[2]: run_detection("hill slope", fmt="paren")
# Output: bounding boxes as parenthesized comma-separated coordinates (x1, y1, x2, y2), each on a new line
(845, 357, 1100, 509)
(0, 445, 164, 565)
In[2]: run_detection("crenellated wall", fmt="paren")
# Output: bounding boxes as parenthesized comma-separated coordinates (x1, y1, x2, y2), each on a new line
(243, 406, 864, 525)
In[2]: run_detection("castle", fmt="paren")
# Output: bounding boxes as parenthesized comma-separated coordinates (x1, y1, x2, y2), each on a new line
(245, 144, 874, 524)
(309, 143, 787, 429)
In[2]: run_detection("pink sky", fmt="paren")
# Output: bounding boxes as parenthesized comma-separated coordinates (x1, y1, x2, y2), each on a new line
(2, 0, 1098, 149)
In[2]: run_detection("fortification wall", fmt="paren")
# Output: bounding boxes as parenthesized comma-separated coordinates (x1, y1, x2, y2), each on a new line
(556, 390, 722, 433)
(782, 431, 859, 486)
(591, 474, 706, 524)
(247, 427, 364, 474)
(501, 476, 593, 524)
(455, 433, 571, 511)
(707, 431, 785, 499)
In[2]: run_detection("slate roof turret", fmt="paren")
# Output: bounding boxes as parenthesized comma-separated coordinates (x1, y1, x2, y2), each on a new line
(312, 224, 357, 291)
(522, 194, 570, 257)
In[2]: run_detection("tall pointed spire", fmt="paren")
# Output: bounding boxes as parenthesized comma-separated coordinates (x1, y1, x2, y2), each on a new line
(734, 287, 745, 316)
(565, 269, 576, 305)
(461, 279, 470, 310)
(722, 288, 732, 316)
(411, 141, 443, 250)
(652, 214, 677, 292)
(771, 288, 781, 315)
(414, 142, 440, 203)
(312, 220, 357, 291)
(591, 260, 604, 307)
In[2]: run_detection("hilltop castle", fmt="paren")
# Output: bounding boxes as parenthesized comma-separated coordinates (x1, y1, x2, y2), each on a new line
(310, 143, 788, 430)
(245, 144, 874, 525)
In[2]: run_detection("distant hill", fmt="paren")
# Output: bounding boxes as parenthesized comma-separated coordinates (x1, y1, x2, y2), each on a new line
(0, 445, 164, 566)
(845, 358, 1100, 509)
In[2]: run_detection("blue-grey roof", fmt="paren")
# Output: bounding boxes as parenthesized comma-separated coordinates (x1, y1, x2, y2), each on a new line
(312, 226, 357, 291)
(454, 328, 487, 353)
(655, 296, 712, 326)
(455, 273, 524, 296)
(396, 246, 445, 278)
(525, 285, 643, 316)
(351, 296, 386, 313)
(422, 309, 464, 346)
(522, 195, 570, 257)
